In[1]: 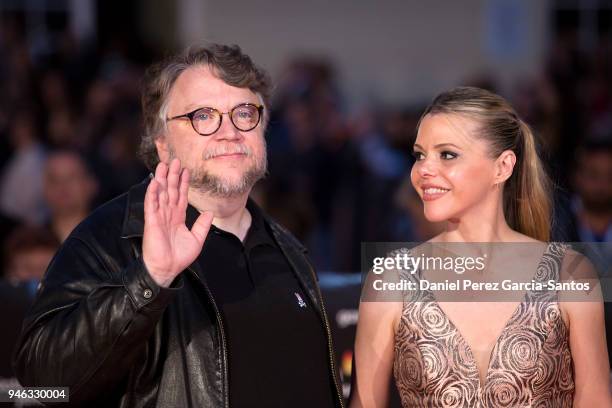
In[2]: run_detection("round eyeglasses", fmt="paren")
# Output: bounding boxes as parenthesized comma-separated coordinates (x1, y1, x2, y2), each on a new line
(166, 103, 264, 136)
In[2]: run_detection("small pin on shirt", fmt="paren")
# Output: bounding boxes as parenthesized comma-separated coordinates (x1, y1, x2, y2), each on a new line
(294, 292, 307, 308)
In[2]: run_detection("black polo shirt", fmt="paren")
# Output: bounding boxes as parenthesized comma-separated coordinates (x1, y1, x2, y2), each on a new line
(186, 200, 336, 408)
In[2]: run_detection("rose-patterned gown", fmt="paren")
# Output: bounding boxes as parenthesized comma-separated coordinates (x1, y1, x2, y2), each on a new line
(393, 242, 574, 407)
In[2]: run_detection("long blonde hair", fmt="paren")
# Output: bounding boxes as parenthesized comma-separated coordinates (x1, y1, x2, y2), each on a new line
(419, 87, 552, 241)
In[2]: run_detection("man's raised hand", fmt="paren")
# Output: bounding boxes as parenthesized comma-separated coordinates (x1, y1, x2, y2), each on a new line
(142, 158, 214, 287)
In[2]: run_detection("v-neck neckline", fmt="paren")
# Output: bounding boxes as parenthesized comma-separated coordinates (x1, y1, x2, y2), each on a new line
(422, 242, 553, 390)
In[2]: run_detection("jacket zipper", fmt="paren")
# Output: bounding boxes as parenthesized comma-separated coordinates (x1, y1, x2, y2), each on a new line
(187, 266, 229, 408)
(305, 262, 346, 408)
(128, 240, 230, 405)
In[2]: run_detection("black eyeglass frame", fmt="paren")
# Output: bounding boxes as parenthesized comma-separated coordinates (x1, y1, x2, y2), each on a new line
(165, 103, 264, 136)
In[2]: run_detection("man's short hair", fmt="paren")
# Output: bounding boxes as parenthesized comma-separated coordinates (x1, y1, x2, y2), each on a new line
(45, 147, 95, 177)
(138, 43, 272, 171)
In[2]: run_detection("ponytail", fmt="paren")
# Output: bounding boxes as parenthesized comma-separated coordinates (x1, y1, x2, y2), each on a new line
(503, 120, 551, 241)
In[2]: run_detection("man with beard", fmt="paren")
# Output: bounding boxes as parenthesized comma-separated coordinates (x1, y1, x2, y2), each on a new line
(13, 44, 343, 408)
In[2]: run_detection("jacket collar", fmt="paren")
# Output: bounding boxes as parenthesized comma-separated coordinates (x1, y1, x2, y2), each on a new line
(120, 176, 151, 239)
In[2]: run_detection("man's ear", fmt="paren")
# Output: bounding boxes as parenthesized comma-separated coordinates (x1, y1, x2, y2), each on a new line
(155, 136, 170, 164)
(494, 150, 517, 184)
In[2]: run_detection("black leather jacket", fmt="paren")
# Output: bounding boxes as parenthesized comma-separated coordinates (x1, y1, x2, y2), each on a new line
(13, 178, 344, 407)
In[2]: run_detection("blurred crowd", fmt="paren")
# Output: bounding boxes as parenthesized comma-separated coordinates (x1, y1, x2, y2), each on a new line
(0, 13, 610, 290)
(0, 7, 610, 394)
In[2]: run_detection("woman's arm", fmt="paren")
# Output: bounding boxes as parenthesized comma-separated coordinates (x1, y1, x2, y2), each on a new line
(560, 250, 612, 407)
(350, 299, 402, 408)
(566, 300, 612, 407)
(350, 258, 405, 408)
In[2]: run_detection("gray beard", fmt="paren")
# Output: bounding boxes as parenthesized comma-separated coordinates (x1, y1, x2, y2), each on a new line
(168, 146, 267, 198)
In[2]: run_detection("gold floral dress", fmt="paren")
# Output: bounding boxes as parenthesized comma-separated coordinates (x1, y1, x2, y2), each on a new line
(393, 243, 574, 407)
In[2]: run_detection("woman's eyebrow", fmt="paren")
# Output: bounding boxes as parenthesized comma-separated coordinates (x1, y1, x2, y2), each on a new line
(413, 143, 462, 150)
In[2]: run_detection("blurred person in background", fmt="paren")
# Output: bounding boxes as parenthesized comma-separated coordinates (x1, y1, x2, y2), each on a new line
(512, 75, 562, 173)
(0, 110, 47, 225)
(46, 107, 78, 147)
(77, 79, 117, 150)
(0, 225, 58, 380)
(568, 138, 612, 243)
(266, 57, 362, 272)
(43, 149, 98, 243)
(354, 108, 420, 244)
(3, 225, 59, 287)
(95, 117, 149, 197)
(568, 138, 612, 372)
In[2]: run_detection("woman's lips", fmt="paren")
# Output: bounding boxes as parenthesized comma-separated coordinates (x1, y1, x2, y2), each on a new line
(422, 187, 450, 201)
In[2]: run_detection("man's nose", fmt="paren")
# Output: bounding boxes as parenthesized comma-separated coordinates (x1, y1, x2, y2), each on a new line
(215, 114, 243, 141)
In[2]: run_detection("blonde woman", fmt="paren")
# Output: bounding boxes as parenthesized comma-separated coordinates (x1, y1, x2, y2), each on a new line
(351, 87, 611, 407)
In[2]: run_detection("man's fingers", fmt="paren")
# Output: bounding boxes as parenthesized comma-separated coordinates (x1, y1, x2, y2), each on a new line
(167, 158, 181, 206)
(144, 178, 159, 215)
(178, 168, 190, 210)
(155, 161, 169, 189)
(191, 211, 214, 245)
(153, 161, 169, 206)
